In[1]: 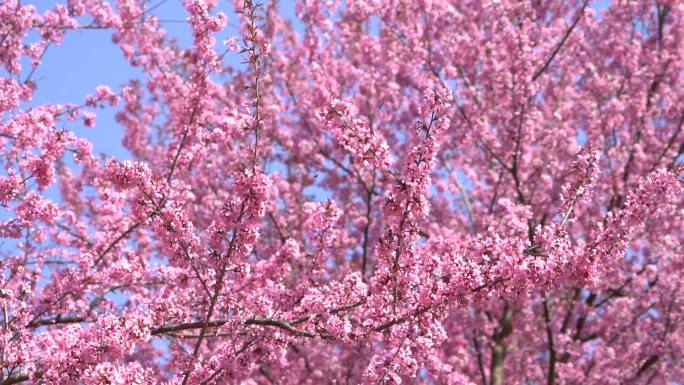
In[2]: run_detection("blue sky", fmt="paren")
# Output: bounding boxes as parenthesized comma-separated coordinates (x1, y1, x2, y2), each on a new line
(22, 0, 300, 160)
(22, 0, 611, 160)
(10, 0, 616, 223)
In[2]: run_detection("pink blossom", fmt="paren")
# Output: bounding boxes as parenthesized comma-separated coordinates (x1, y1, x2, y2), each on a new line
(79, 111, 95, 129)
(0, 1, 683, 384)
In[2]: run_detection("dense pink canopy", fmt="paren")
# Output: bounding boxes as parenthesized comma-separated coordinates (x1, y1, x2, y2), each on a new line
(1, 0, 683, 384)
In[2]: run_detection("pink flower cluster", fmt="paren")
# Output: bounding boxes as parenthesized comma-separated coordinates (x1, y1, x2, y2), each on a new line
(0, 0, 683, 384)
(321, 98, 391, 170)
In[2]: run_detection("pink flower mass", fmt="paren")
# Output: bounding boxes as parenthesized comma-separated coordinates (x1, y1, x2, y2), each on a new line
(1, 0, 684, 384)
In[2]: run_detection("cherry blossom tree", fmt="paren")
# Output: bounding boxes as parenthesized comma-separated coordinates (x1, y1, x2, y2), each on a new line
(1, 0, 683, 384)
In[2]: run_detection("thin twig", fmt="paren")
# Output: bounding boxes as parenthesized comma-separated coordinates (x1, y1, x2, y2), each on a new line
(531, 0, 590, 81)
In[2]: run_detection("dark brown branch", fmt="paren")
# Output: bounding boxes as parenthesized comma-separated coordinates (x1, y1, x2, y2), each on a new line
(245, 317, 315, 338)
(166, 112, 194, 184)
(531, 0, 589, 82)
(94, 222, 141, 265)
(633, 355, 659, 381)
(649, 113, 684, 173)
(361, 181, 374, 281)
(1, 374, 29, 385)
(473, 332, 488, 385)
(573, 292, 596, 341)
(29, 315, 85, 327)
(153, 316, 315, 338)
(152, 319, 230, 335)
(543, 298, 557, 385)
(268, 212, 287, 243)
(56, 223, 94, 247)
(490, 306, 513, 385)
(180, 262, 230, 385)
(560, 288, 580, 334)
(259, 365, 277, 385)
(153, 301, 366, 338)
